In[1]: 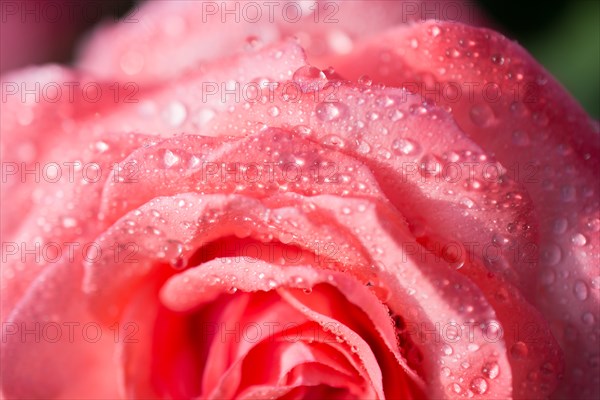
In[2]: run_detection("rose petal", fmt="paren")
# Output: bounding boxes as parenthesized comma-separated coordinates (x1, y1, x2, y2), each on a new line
(0, 260, 120, 399)
(76, 0, 483, 82)
(83, 192, 371, 321)
(98, 128, 386, 225)
(0, 131, 151, 322)
(204, 80, 539, 292)
(329, 21, 599, 398)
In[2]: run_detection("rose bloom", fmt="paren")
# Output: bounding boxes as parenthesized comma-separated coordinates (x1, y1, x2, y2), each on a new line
(1, 1, 598, 399)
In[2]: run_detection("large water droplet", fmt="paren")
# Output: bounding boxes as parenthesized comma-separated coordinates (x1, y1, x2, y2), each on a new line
(442, 344, 454, 355)
(482, 361, 500, 379)
(586, 217, 600, 232)
(163, 149, 179, 168)
(316, 102, 348, 122)
(573, 280, 589, 301)
(582, 312, 595, 325)
(392, 138, 420, 156)
(552, 217, 568, 235)
(357, 141, 371, 154)
(491, 54, 504, 65)
(511, 341, 529, 358)
(571, 233, 587, 247)
(268, 106, 280, 117)
(541, 243, 562, 266)
(420, 154, 442, 177)
(470, 377, 488, 394)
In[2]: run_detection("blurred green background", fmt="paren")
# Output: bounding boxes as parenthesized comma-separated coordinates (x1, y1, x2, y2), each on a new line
(479, 0, 599, 118)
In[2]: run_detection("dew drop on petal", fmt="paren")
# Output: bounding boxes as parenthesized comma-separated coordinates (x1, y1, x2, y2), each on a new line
(470, 377, 488, 394)
(163, 150, 179, 168)
(316, 102, 348, 122)
(582, 312, 595, 325)
(482, 362, 500, 379)
(442, 344, 454, 355)
(586, 217, 600, 232)
(392, 138, 420, 156)
(541, 243, 562, 266)
(293, 65, 327, 89)
(573, 280, 589, 301)
(357, 141, 371, 154)
(571, 233, 587, 247)
(510, 341, 528, 358)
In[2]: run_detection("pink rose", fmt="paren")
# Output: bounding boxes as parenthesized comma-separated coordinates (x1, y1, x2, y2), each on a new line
(1, 1, 598, 399)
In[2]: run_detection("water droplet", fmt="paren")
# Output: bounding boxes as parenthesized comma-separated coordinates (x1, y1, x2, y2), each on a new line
(541, 243, 562, 266)
(410, 38, 419, 48)
(430, 25, 442, 37)
(510, 341, 528, 358)
(560, 185, 576, 202)
(552, 217, 568, 235)
(469, 104, 494, 128)
(358, 75, 373, 86)
(375, 95, 395, 108)
(392, 138, 420, 156)
(482, 362, 500, 379)
(573, 280, 589, 300)
(586, 217, 600, 232)
(446, 47, 461, 58)
(144, 226, 162, 236)
(357, 141, 371, 154)
(491, 54, 504, 65)
(94, 141, 110, 153)
(571, 233, 587, 247)
(293, 65, 327, 91)
(316, 102, 348, 122)
(278, 232, 293, 244)
(582, 312, 595, 325)
(350, 345, 359, 353)
(163, 149, 179, 168)
(450, 383, 462, 394)
(268, 106, 280, 117)
(292, 125, 313, 137)
(390, 109, 404, 121)
(470, 377, 488, 394)
(459, 197, 475, 209)
(442, 344, 454, 356)
(541, 268, 556, 286)
(420, 154, 442, 177)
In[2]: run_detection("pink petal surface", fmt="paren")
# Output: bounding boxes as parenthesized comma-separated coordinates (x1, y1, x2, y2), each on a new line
(1, 2, 596, 398)
(77, 0, 482, 83)
(328, 21, 600, 398)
